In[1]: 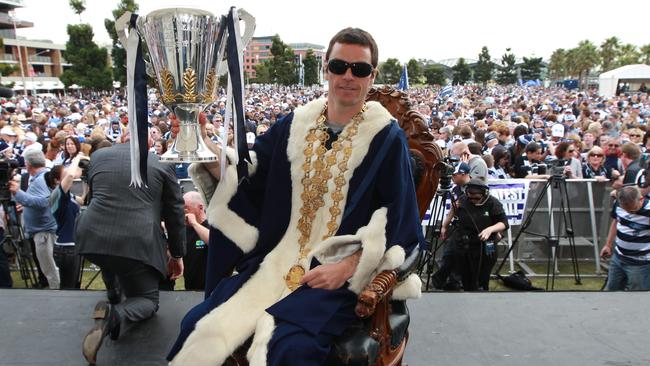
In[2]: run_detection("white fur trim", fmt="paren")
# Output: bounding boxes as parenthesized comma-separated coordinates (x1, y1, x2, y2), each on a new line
(207, 164, 258, 253)
(247, 313, 276, 366)
(188, 163, 218, 206)
(347, 208, 388, 294)
(375, 245, 405, 274)
(392, 274, 422, 300)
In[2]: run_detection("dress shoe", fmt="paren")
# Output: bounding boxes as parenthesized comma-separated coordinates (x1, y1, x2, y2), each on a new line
(82, 301, 121, 365)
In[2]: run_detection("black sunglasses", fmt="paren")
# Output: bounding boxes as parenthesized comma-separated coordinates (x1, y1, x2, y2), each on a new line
(327, 59, 374, 78)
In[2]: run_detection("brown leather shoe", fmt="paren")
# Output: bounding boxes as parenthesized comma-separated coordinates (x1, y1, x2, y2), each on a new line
(82, 301, 120, 365)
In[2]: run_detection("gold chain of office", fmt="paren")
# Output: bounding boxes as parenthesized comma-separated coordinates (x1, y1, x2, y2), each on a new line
(284, 103, 367, 291)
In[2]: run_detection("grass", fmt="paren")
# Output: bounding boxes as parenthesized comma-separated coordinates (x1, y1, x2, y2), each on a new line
(9, 259, 189, 290)
(9, 258, 608, 292)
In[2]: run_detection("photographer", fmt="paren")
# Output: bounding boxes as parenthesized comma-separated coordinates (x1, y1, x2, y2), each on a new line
(553, 141, 583, 179)
(46, 155, 87, 289)
(8, 149, 59, 289)
(446, 179, 509, 291)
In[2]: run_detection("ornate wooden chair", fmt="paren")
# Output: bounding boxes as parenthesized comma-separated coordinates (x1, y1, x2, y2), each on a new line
(323, 87, 441, 366)
(227, 87, 442, 366)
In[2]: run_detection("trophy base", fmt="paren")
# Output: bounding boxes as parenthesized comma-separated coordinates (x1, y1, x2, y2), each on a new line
(159, 150, 218, 163)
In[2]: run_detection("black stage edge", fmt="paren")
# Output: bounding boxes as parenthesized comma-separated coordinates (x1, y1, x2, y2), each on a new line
(1, 290, 649, 366)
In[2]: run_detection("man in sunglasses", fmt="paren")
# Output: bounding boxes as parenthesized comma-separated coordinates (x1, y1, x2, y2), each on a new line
(168, 28, 424, 366)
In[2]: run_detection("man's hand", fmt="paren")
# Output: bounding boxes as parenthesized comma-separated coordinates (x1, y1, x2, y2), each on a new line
(600, 245, 612, 259)
(8, 180, 19, 194)
(185, 212, 198, 226)
(301, 251, 361, 290)
(440, 226, 448, 241)
(167, 257, 184, 280)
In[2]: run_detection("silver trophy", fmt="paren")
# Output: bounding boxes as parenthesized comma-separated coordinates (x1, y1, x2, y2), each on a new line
(129, 8, 254, 162)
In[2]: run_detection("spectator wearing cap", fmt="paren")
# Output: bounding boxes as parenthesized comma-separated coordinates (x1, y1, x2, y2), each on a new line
(483, 132, 499, 154)
(1, 125, 17, 147)
(9, 149, 59, 289)
(451, 162, 471, 200)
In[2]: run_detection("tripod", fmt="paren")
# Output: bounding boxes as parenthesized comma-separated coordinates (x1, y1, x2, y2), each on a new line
(494, 175, 582, 290)
(1, 200, 39, 288)
(417, 184, 458, 290)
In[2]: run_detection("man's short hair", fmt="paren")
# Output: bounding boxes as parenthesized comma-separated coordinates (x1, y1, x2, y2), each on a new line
(621, 142, 641, 160)
(24, 148, 46, 168)
(326, 28, 379, 68)
(617, 186, 641, 209)
(525, 141, 541, 154)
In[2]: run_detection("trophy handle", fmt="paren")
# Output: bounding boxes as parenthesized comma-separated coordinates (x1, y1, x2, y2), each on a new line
(237, 8, 256, 48)
(216, 8, 256, 76)
(115, 11, 156, 78)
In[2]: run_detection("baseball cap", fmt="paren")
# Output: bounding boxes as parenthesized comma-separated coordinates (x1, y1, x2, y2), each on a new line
(452, 162, 470, 175)
(0, 126, 16, 136)
(551, 124, 565, 137)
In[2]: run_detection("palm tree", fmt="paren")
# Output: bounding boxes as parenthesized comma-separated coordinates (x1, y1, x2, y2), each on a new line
(641, 44, 650, 65)
(548, 48, 567, 80)
(69, 0, 86, 22)
(599, 36, 620, 72)
(574, 40, 600, 89)
(616, 44, 640, 67)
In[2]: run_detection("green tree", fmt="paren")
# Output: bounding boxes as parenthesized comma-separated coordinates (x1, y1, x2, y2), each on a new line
(548, 48, 567, 80)
(599, 36, 620, 72)
(451, 58, 471, 85)
(496, 48, 517, 85)
(60, 24, 113, 90)
(520, 56, 543, 81)
(641, 44, 650, 65)
(406, 58, 421, 85)
(69, 0, 86, 22)
(0, 64, 18, 78)
(423, 64, 445, 85)
(574, 40, 600, 88)
(474, 46, 494, 85)
(303, 49, 319, 85)
(104, 0, 139, 87)
(616, 44, 640, 67)
(564, 47, 580, 78)
(379, 58, 401, 85)
(266, 35, 298, 85)
(251, 63, 270, 84)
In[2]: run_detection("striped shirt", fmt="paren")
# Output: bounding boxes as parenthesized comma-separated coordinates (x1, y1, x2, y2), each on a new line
(611, 199, 650, 263)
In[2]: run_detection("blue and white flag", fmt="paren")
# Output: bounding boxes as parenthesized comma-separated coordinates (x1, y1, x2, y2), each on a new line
(439, 84, 453, 98)
(398, 64, 409, 91)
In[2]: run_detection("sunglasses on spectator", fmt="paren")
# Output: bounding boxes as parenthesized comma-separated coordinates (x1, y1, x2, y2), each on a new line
(630, 134, 642, 137)
(589, 154, 604, 158)
(608, 144, 620, 147)
(568, 149, 575, 153)
(327, 59, 374, 78)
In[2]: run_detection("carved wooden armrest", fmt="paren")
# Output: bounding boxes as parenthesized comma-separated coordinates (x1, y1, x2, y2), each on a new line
(355, 270, 398, 318)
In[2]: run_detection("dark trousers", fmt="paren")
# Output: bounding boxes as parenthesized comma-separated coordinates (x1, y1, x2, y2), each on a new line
(456, 246, 496, 291)
(85, 254, 161, 323)
(0, 241, 12, 288)
(53, 245, 81, 289)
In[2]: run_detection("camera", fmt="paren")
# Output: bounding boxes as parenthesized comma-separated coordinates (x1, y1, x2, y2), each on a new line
(530, 163, 547, 175)
(549, 159, 570, 177)
(78, 158, 90, 182)
(0, 158, 19, 202)
(439, 156, 460, 190)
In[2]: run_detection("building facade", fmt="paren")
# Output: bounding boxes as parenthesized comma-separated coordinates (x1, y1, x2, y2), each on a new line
(0, 0, 69, 94)
(243, 36, 325, 81)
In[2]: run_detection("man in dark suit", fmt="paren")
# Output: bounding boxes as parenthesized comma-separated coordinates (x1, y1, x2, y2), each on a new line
(75, 141, 185, 365)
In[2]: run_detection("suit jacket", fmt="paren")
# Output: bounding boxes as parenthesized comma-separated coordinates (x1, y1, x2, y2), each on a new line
(75, 143, 185, 277)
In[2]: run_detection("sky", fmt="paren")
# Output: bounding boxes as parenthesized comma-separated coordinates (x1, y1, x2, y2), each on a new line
(13, 0, 650, 63)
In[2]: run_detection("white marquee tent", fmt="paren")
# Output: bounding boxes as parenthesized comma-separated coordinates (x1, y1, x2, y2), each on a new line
(598, 64, 650, 97)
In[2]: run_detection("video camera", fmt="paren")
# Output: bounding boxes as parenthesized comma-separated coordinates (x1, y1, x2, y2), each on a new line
(439, 156, 460, 190)
(0, 158, 19, 202)
(78, 158, 90, 182)
(530, 159, 570, 177)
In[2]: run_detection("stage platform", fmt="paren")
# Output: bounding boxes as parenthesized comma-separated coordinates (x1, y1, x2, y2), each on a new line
(1, 290, 649, 365)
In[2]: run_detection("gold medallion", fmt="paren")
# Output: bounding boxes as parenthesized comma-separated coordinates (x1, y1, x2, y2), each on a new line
(285, 265, 306, 291)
